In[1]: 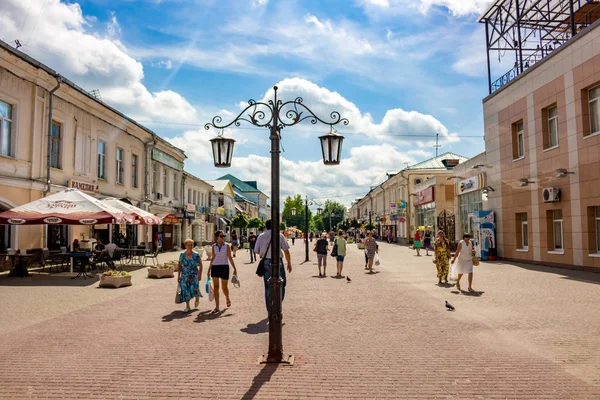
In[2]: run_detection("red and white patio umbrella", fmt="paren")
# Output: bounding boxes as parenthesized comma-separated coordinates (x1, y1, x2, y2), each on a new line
(102, 198, 163, 225)
(0, 189, 133, 225)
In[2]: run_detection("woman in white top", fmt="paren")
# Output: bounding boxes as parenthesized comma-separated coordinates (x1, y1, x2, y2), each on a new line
(207, 230, 237, 314)
(450, 233, 475, 292)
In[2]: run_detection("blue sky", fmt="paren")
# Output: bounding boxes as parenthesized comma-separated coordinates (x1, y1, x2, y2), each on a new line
(0, 0, 496, 205)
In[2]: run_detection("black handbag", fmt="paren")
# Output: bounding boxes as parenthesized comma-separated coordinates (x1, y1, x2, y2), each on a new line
(331, 242, 338, 257)
(256, 240, 271, 277)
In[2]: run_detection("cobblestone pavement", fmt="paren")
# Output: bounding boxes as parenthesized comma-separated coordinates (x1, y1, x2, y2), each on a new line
(0, 241, 599, 399)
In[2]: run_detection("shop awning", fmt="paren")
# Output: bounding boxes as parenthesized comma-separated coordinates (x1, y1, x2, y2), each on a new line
(235, 205, 244, 213)
(219, 217, 231, 225)
(103, 198, 163, 225)
(0, 189, 132, 225)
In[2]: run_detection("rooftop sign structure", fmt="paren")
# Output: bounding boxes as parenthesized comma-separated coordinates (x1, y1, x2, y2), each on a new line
(479, 0, 600, 95)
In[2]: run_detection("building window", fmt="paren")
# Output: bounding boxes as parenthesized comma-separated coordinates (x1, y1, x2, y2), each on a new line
(116, 148, 124, 184)
(544, 105, 558, 148)
(163, 168, 168, 197)
(0, 100, 14, 157)
(459, 191, 483, 236)
(589, 86, 600, 135)
(152, 163, 158, 193)
(97, 141, 106, 180)
(513, 120, 524, 159)
(516, 213, 528, 249)
(552, 209, 563, 250)
(173, 175, 178, 200)
(131, 154, 138, 188)
(188, 188, 192, 203)
(51, 121, 62, 169)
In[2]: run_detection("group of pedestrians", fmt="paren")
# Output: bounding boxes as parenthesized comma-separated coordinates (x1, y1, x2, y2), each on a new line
(175, 220, 292, 314)
(313, 230, 348, 277)
(433, 231, 476, 292)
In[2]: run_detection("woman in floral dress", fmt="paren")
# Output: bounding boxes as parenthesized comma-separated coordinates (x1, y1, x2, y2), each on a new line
(364, 231, 378, 273)
(434, 230, 451, 284)
(177, 239, 203, 313)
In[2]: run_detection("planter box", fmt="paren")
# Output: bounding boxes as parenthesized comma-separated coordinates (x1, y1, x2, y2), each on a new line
(357, 244, 365, 249)
(147, 267, 175, 279)
(99, 275, 132, 288)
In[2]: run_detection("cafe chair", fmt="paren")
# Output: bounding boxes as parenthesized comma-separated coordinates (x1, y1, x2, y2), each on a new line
(143, 246, 161, 266)
(40, 248, 61, 273)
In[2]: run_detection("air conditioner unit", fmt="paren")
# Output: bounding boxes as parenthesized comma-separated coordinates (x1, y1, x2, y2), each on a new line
(542, 187, 561, 202)
(155, 193, 163, 200)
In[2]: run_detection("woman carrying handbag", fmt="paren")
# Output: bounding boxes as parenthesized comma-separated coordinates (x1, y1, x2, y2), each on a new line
(450, 233, 476, 292)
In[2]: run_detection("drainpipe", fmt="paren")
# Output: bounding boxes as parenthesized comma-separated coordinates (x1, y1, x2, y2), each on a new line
(45, 76, 62, 196)
(144, 137, 156, 249)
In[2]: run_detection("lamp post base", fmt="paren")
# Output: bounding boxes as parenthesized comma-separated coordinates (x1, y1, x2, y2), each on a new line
(258, 354, 295, 365)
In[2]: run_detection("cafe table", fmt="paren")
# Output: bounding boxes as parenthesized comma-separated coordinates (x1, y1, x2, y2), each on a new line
(7, 253, 34, 277)
(70, 251, 94, 279)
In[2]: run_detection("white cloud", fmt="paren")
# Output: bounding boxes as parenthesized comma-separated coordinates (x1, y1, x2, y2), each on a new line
(359, 0, 491, 16)
(153, 60, 173, 69)
(0, 0, 197, 123)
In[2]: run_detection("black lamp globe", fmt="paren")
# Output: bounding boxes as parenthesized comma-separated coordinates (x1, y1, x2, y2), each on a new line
(210, 135, 235, 168)
(317, 207, 323, 215)
(291, 208, 296, 216)
(319, 131, 344, 165)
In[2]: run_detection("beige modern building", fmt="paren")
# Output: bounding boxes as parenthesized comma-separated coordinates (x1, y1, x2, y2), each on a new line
(0, 39, 185, 260)
(480, 0, 600, 270)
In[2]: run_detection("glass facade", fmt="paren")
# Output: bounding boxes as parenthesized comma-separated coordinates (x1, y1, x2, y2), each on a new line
(459, 191, 483, 236)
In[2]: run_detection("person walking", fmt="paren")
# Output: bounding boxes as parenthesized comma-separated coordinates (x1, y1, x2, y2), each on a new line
(207, 231, 237, 313)
(424, 227, 432, 256)
(254, 220, 292, 312)
(386, 229, 392, 244)
(334, 229, 347, 278)
(310, 232, 314, 242)
(177, 239, 202, 313)
(451, 233, 475, 292)
(248, 232, 257, 263)
(433, 230, 451, 284)
(231, 230, 239, 258)
(291, 233, 295, 246)
(414, 229, 422, 256)
(364, 231, 378, 272)
(314, 233, 329, 277)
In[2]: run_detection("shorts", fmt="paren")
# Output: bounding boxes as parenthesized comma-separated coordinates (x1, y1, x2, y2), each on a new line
(317, 254, 327, 267)
(211, 264, 230, 280)
(232, 240, 239, 247)
(336, 255, 345, 262)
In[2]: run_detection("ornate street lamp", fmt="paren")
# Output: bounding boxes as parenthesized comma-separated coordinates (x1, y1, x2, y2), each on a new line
(303, 197, 321, 263)
(317, 207, 323, 215)
(319, 127, 344, 165)
(210, 131, 235, 168)
(205, 86, 349, 365)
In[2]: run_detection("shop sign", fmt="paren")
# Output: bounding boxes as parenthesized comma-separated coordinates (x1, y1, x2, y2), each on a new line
(186, 203, 195, 212)
(397, 200, 407, 209)
(381, 217, 387, 223)
(68, 179, 99, 194)
(162, 214, 180, 224)
(391, 214, 398, 221)
(455, 173, 485, 196)
(184, 211, 195, 219)
(390, 202, 397, 214)
(175, 213, 185, 218)
(152, 149, 183, 171)
(414, 186, 435, 206)
(399, 217, 406, 223)
(397, 209, 406, 217)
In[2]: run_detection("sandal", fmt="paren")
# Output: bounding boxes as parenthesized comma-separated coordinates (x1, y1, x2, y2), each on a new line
(211, 308, 220, 314)
(226, 299, 231, 308)
(468, 287, 475, 292)
(456, 283, 461, 291)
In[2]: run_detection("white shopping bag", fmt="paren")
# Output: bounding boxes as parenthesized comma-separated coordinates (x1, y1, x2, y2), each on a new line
(449, 262, 458, 281)
(374, 253, 381, 266)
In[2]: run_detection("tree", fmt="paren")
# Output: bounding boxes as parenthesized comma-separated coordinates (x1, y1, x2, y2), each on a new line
(349, 218, 361, 229)
(312, 214, 325, 232)
(282, 195, 312, 232)
(364, 222, 376, 232)
(321, 200, 346, 231)
(248, 217, 264, 232)
(280, 221, 287, 231)
(231, 213, 249, 231)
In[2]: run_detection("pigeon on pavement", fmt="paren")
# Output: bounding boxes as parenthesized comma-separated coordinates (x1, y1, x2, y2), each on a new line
(445, 301, 455, 311)
(346, 276, 351, 282)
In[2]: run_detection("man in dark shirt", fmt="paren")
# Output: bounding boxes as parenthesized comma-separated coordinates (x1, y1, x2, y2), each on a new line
(248, 233, 257, 263)
(315, 234, 329, 277)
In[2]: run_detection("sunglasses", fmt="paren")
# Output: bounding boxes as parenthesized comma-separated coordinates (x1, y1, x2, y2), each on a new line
(219, 235, 226, 238)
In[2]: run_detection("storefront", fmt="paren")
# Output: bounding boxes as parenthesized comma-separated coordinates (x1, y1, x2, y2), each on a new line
(455, 174, 486, 238)
(151, 213, 181, 251)
(414, 186, 436, 231)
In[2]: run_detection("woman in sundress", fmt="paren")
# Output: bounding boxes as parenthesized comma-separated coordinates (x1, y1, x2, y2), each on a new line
(364, 231, 378, 273)
(177, 239, 203, 313)
(450, 233, 475, 292)
(414, 229, 422, 256)
(434, 230, 451, 285)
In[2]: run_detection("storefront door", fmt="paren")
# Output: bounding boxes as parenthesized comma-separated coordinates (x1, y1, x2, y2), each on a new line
(163, 225, 173, 250)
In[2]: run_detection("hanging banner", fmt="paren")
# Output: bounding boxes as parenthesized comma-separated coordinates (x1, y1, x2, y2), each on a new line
(162, 214, 180, 224)
(186, 203, 196, 212)
(390, 202, 397, 214)
(397, 199, 407, 209)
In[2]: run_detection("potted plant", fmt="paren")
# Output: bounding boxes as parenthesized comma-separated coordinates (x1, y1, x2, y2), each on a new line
(99, 270, 132, 288)
(147, 263, 175, 279)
